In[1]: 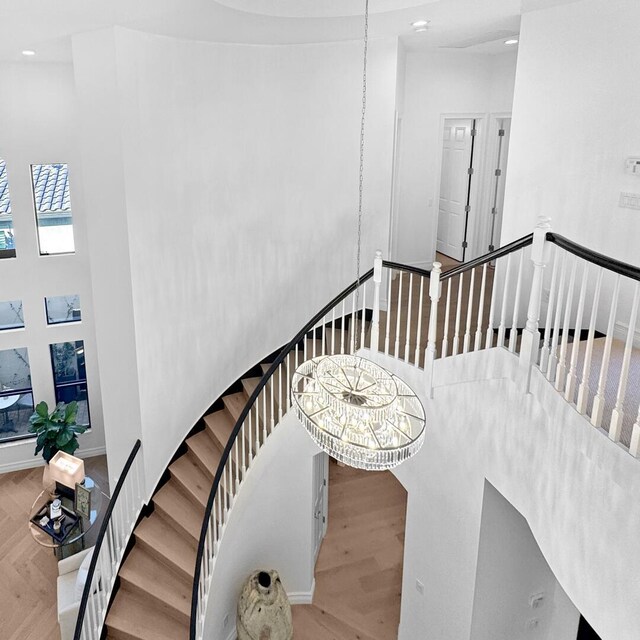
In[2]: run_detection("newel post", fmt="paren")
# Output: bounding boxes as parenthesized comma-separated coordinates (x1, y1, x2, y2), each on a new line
(425, 261, 442, 399)
(370, 250, 383, 351)
(519, 216, 552, 390)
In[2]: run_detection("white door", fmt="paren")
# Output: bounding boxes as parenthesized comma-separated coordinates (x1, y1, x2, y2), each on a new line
(487, 118, 511, 252)
(437, 119, 475, 261)
(312, 453, 328, 563)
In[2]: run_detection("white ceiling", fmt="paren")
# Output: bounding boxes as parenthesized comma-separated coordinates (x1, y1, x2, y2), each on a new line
(0, 0, 578, 63)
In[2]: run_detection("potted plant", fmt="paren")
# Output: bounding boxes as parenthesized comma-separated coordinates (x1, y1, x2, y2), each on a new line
(29, 400, 86, 464)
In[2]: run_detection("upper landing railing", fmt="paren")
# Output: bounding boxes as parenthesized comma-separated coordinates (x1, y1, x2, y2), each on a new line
(189, 218, 640, 639)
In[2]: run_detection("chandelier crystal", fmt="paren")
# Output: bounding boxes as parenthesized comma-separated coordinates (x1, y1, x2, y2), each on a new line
(292, 354, 426, 470)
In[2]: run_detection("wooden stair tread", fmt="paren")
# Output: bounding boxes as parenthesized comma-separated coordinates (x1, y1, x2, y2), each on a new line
(118, 546, 191, 624)
(153, 479, 204, 542)
(203, 409, 236, 449)
(134, 514, 196, 581)
(241, 376, 262, 397)
(186, 429, 222, 477)
(106, 587, 188, 640)
(222, 390, 250, 423)
(169, 453, 211, 508)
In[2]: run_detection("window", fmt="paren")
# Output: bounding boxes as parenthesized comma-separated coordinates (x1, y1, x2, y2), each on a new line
(50, 340, 89, 426)
(31, 163, 75, 255)
(0, 347, 34, 442)
(0, 300, 24, 330)
(0, 159, 16, 258)
(45, 294, 81, 324)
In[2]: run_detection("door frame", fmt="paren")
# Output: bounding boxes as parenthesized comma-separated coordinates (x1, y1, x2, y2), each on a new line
(475, 112, 512, 256)
(432, 112, 490, 263)
(311, 452, 329, 565)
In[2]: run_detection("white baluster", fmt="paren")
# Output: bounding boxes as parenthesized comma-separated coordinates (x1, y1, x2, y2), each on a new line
(463, 268, 476, 354)
(341, 300, 346, 354)
(360, 281, 367, 350)
(509, 251, 524, 353)
(405, 273, 414, 361)
(370, 251, 383, 352)
(262, 388, 268, 443)
(394, 271, 403, 358)
(547, 251, 568, 382)
(384, 270, 392, 355)
(241, 422, 247, 476)
(609, 281, 640, 442)
(555, 255, 577, 390)
(350, 290, 357, 354)
(630, 406, 640, 458)
(565, 262, 588, 402)
(452, 273, 464, 356)
(278, 363, 283, 422)
(485, 263, 498, 350)
(497, 254, 513, 348)
(576, 268, 604, 414)
(591, 275, 621, 428)
(475, 264, 487, 351)
(247, 411, 253, 469)
(539, 247, 559, 373)
(414, 276, 425, 365)
(425, 262, 442, 398)
(331, 307, 336, 355)
(442, 279, 452, 357)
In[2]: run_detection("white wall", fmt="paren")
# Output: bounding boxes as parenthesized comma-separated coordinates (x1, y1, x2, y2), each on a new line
(203, 413, 319, 639)
(470, 481, 579, 640)
(360, 347, 640, 640)
(73, 28, 398, 494)
(0, 61, 105, 473)
(393, 49, 517, 267)
(503, 0, 640, 265)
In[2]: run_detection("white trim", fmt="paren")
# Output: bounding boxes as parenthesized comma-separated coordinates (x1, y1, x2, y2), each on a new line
(614, 320, 640, 348)
(0, 445, 106, 474)
(287, 578, 316, 605)
(224, 627, 236, 640)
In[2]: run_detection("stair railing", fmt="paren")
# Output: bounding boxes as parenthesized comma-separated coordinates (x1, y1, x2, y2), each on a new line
(190, 220, 640, 637)
(190, 270, 376, 639)
(73, 439, 144, 640)
(536, 231, 640, 454)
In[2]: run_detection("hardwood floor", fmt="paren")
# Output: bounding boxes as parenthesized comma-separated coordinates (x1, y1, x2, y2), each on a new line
(0, 456, 109, 640)
(292, 460, 407, 640)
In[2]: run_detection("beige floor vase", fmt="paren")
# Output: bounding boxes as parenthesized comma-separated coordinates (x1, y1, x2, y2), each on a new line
(237, 569, 293, 640)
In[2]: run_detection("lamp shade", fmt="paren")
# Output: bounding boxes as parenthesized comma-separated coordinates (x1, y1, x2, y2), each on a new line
(49, 451, 85, 488)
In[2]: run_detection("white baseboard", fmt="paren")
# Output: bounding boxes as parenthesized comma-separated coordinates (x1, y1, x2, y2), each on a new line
(287, 578, 315, 605)
(614, 321, 640, 348)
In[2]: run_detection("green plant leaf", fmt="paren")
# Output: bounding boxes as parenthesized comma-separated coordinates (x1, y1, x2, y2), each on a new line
(36, 401, 49, 418)
(73, 425, 87, 435)
(42, 443, 55, 463)
(64, 401, 78, 425)
(67, 440, 80, 455)
(56, 430, 74, 448)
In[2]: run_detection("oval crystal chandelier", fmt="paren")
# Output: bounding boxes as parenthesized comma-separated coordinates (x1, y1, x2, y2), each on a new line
(291, 0, 426, 471)
(292, 355, 425, 470)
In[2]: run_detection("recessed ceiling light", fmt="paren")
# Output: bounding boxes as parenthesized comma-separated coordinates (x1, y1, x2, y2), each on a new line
(22, 50, 36, 56)
(504, 39, 519, 45)
(411, 20, 429, 28)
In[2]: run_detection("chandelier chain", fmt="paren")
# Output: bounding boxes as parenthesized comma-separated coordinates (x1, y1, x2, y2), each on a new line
(355, 0, 369, 351)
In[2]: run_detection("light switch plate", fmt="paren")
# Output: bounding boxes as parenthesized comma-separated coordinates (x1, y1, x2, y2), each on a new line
(619, 192, 640, 210)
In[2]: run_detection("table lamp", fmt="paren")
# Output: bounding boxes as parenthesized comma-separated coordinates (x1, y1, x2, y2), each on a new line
(49, 451, 85, 490)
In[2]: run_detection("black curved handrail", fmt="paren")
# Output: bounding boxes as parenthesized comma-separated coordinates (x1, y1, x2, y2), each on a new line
(382, 260, 432, 279)
(190, 269, 375, 638)
(73, 439, 142, 640)
(546, 232, 640, 282)
(441, 233, 534, 281)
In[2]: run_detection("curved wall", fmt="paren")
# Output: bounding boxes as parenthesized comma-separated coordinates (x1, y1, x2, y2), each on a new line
(72, 28, 398, 490)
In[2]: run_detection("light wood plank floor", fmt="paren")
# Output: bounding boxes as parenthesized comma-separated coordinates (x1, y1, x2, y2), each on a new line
(292, 460, 407, 639)
(0, 456, 109, 640)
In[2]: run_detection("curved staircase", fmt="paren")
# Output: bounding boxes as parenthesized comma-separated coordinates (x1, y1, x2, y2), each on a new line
(103, 333, 342, 640)
(105, 368, 275, 639)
